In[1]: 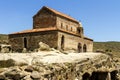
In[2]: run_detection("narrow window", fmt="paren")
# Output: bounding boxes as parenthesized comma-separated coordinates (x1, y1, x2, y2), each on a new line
(83, 44, 87, 52)
(24, 38, 27, 48)
(61, 23, 63, 28)
(78, 43, 82, 53)
(71, 27, 73, 31)
(66, 25, 68, 31)
(77, 28, 81, 34)
(61, 35, 64, 50)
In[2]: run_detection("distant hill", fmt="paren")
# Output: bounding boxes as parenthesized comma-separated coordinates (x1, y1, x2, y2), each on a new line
(0, 34, 8, 44)
(94, 42, 120, 57)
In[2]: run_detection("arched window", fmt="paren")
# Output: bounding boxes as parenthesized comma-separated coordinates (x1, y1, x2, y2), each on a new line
(83, 44, 87, 52)
(61, 35, 64, 50)
(78, 43, 82, 53)
(24, 38, 27, 48)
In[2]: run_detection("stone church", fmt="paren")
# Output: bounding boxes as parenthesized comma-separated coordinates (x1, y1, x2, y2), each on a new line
(9, 6, 93, 52)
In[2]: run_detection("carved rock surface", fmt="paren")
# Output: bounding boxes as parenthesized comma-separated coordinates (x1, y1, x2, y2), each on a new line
(0, 52, 118, 80)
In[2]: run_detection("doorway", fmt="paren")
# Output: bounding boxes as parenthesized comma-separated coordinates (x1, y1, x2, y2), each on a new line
(24, 38, 27, 48)
(90, 72, 108, 80)
(82, 73, 90, 80)
(83, 44, 87, 52)
(78, 43, 82, 53)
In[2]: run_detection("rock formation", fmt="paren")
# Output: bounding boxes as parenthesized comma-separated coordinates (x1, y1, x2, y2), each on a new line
(0, 51, 119, 80)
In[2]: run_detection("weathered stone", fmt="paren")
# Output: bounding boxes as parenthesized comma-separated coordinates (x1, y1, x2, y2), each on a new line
(23, 75, 32, 80)
(38, 42, 51, 51)
(5, 71, 20, 80)
(0, 44, 11, 53)
(22, 48, 27, 53)
(24, 66, 34, 72)
(19, 71, 30, 79)
(0, 68, 7, 73)
(31, 71, 41, 79)
(0, 52, 118, 80)
(0, 59, 15, 67)
(0, 74, 5, 80)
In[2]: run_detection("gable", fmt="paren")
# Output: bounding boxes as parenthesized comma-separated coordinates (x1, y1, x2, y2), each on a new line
(33, 6, 56, 18)
(33, 6, 79, 23)
(33, 7, 57, 29)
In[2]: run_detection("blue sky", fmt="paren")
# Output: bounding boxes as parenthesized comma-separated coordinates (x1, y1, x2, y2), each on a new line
(0, 0, 120, 41)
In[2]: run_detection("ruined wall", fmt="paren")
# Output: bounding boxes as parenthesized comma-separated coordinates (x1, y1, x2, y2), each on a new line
(57, 31, 93, 52)
(33, 9, 56, 29)
(9, 31, 58, 52)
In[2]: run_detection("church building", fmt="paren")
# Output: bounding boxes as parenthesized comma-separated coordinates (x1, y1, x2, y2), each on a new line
(9, 6, 93, 52)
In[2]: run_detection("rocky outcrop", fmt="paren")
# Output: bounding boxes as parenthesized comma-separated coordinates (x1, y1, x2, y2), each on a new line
(0, 52, 119, 80)
(0, 44, 11, 53)
(38, 42, 51, 51)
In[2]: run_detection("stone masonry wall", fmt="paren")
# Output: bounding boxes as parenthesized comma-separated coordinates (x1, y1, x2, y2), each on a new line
(9, 31, 58, 52)
(33, 9, 56, 29)
(58, 31, 93, 52)
(84, 39, 93, 52)
(56, 16, 79, 33)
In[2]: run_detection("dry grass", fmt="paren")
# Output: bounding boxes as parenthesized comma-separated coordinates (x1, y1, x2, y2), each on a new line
(94, 41, 120, 58)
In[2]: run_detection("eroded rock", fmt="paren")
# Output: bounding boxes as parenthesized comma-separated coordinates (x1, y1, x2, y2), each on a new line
(38, 42, 51, 51)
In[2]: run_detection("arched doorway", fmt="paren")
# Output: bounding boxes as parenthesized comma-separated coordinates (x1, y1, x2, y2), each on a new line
(78, 43, 82, 53)
(61, 35, 64, 50)
(82, 73, 90, 80)
(83, 44, 87, 52)
(90, 72, 108, 80)
(24, 38, 27, 48)
(110, 70, 118, 80)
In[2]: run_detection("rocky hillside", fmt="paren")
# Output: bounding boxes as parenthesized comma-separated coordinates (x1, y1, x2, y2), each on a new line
(94, 42, 120, 57)
(0, 34, 8, 44)
(0, 40, 119, 79)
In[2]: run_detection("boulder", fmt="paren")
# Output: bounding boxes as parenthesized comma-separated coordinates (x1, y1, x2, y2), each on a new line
(0, 44, 11, 53)
(31, 71, 41, 79)
(22, 48, 27, 53)
(0, 74, 5, 80)
(38, 42, 51, 51)
(23, 75, 32, 80)
(4, 70, 20, 80)
(24, 66, 34, 72)
(0, 59, 15, 67)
